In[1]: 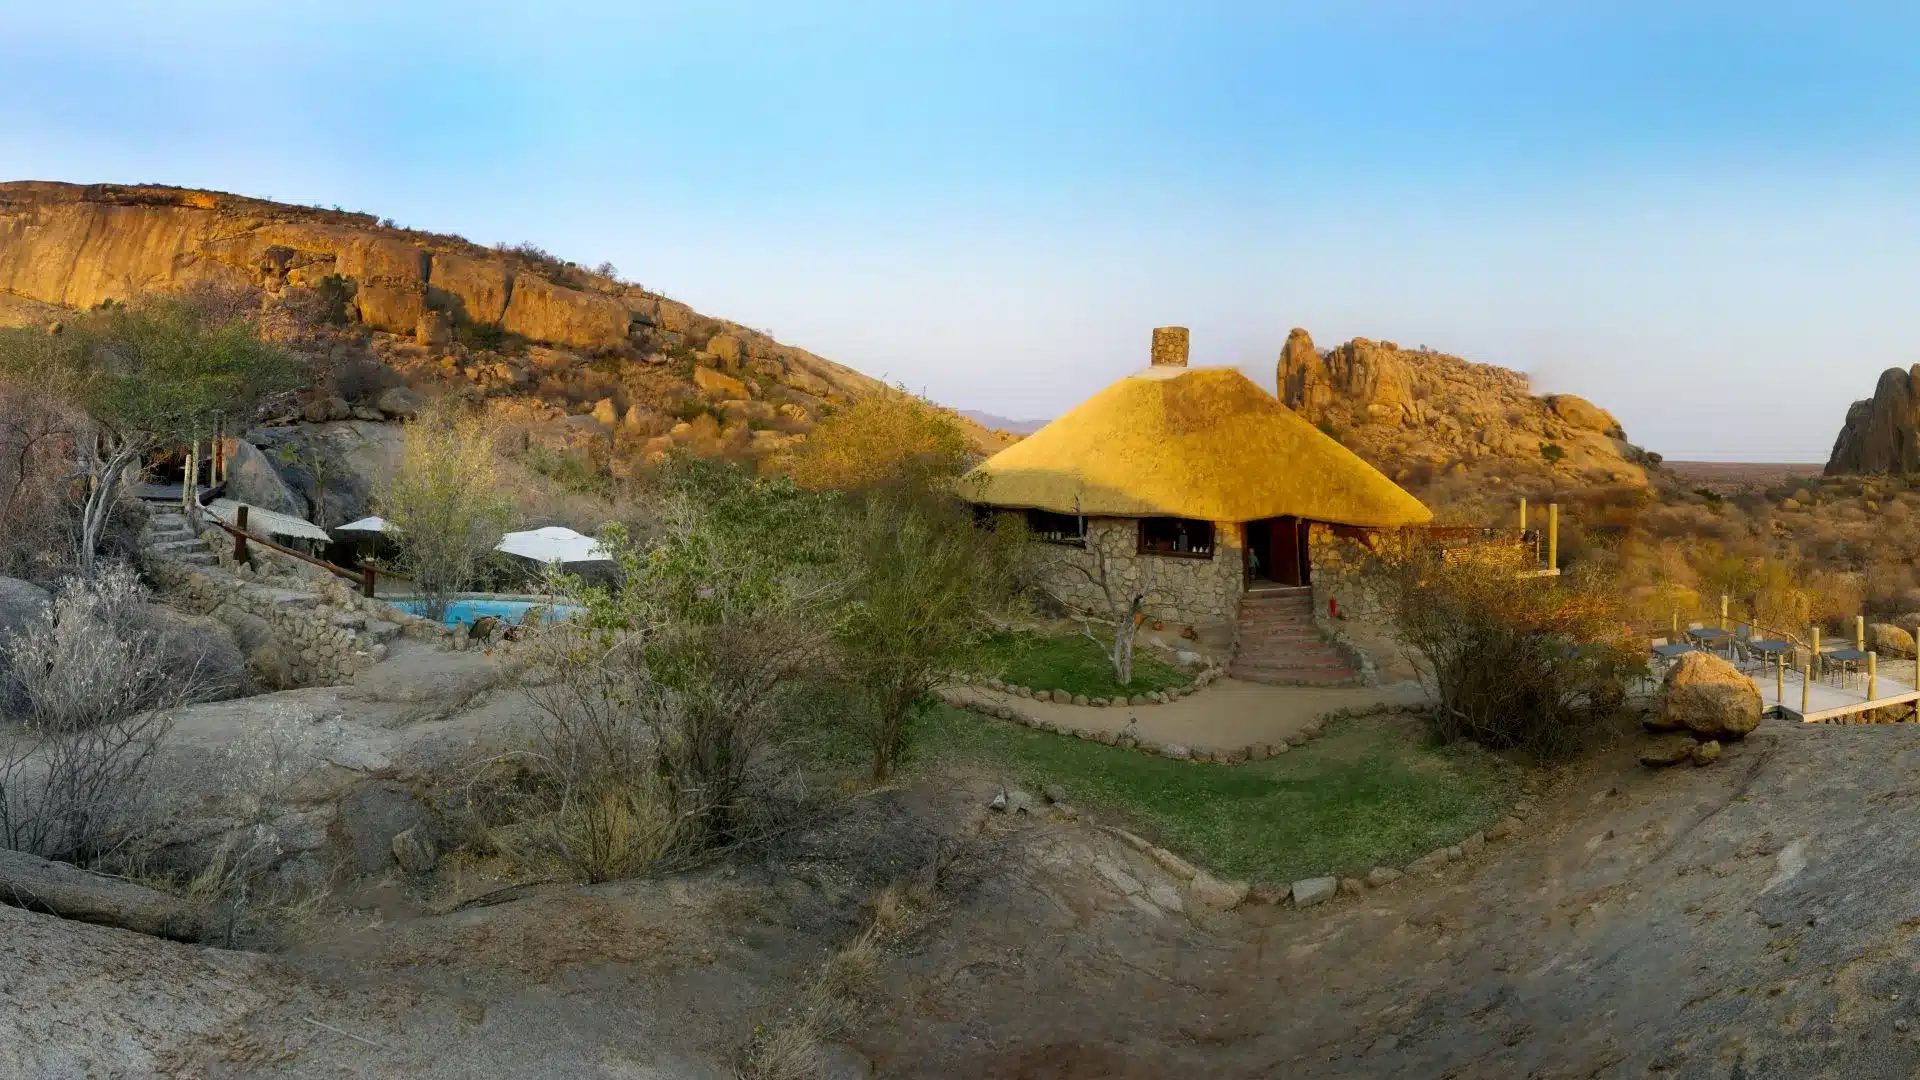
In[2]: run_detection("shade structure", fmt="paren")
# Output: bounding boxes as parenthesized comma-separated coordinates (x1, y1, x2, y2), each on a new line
(335, 515, 391, 534)
(204, 498, 332, 543)
(495, 526, 611, 565)
(965, 366, 1432, 527)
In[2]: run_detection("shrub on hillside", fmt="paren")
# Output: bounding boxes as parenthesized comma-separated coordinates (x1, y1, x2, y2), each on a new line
(782, 393, 972, 492)
(378, 400, 515, 619)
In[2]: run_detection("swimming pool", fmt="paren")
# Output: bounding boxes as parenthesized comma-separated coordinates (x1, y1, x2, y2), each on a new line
(389, 597, 583, 629)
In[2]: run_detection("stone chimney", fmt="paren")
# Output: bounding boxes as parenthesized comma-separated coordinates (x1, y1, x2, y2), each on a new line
(1150, 326, 1189, 368)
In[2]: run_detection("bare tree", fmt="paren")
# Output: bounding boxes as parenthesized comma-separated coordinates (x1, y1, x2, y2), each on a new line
(1042, 506, 1155, 685)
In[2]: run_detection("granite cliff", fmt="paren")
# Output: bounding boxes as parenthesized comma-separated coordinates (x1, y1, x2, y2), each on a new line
(0, 181, 1005, 477)
(1825, 365, 1920, 475)
(1276, 327, 1660, 497)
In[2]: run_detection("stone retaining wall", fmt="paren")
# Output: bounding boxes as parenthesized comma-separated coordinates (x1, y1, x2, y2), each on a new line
(149, 559, 439, 687)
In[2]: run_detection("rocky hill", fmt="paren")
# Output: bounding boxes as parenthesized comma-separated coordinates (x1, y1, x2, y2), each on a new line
(1276, 328, 1662, 500)
(1825, 365, 1920, 475)
(0, 181, 1007, 485)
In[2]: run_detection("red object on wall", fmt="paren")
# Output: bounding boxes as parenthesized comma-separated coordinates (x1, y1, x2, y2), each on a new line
(1329, 596, 1339, 618)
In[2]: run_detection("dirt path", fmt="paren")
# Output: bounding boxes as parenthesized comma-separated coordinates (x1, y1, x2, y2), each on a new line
(950, 677, 1429, 753)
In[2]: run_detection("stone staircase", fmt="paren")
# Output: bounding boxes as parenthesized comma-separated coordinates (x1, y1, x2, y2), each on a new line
(1228, 588, 1362, 686)
(140, 508, 218, 568)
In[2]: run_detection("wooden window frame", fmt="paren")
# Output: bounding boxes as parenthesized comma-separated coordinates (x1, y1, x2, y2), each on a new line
(1137, 517, 1215, 559)
(1025, 508, 1087, 547)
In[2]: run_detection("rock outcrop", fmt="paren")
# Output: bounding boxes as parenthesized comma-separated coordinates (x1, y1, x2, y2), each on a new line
(1275, 328, 1657, 495)
(0, 181, 1010, 478)
(1825, 365, 1920, 475)
(0, 848, 208, 941)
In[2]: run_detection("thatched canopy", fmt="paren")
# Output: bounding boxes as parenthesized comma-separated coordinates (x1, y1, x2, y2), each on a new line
(965, 365, 1432, 527)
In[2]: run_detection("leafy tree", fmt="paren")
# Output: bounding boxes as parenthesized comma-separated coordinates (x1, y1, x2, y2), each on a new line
(378, 402, 514, 619)
(783, 391, 973, 492)
(836, 486, 1025, 781)
(0, 295, 297, 572)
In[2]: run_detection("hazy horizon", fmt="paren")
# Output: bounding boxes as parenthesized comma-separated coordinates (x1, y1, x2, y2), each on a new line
(6, 2, 1915, 465)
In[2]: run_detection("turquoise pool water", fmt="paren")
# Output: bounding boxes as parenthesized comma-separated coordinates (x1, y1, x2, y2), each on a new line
(390, 598, 583, 629)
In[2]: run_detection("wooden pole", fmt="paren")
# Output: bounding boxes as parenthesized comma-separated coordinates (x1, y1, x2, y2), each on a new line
(1720, 595, 1729, 632)
(361, 564, 376, 599)
(1519, 497, 1528, 532)
(1672, 611, 1679, 635)
(1857, 615, 1866, 652)
(1776, 652, 1784, 705)
(1547, 503, 1559, 570)
(1812, 627, 1822, 682)
(1801, 661, 1811, 715)
(1869, 651, 1878, 702)
(233, 504, 250, 564)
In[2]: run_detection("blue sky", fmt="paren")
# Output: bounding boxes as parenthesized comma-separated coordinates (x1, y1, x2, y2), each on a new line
(5, 2, 1918, 461)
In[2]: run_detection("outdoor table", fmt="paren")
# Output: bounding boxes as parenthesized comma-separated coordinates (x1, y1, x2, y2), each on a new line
(1823, 646, 1869, 687)
(1686, 627, 1734, 656)
(1748, 640, 1792, 663)
(1651, 643, 1695, 660)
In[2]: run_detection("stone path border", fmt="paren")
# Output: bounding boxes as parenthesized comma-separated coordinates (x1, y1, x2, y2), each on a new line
(937, 676, 1428, 761)
(965, 660, 1226, 708)
(956, 689, 1539, 911)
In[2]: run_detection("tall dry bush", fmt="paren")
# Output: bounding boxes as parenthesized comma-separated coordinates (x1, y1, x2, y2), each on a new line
(379, 400, 515, 619)
(0, 565, 212, 864)
(504, 458, 842, 881)
(1362, 538, 1643, 756)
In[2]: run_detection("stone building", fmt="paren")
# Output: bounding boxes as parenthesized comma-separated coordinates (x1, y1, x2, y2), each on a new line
(966, 326, 1432, 634)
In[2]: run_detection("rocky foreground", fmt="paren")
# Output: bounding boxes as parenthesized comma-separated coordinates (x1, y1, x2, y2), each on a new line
(5, 697, 1920, 1078)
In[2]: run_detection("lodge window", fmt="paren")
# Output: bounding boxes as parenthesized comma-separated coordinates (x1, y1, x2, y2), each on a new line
(1026, 508, 1086, 546)
(1138, 517, 1213, 558)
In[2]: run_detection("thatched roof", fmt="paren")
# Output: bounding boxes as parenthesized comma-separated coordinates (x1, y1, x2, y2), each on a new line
(965, 365, 1432, 527)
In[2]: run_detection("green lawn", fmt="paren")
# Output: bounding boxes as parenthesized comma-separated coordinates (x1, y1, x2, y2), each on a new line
(973, 630, 1192, 699)
(909, 704, 1521, 883)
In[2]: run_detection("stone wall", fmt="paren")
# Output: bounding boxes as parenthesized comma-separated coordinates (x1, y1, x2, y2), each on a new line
(146, 535, 440, 687)
(1026, 516, 1246, 632)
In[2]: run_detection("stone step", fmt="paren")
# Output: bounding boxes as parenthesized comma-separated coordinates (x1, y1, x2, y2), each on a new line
(168, 551, 219, 567)
(147, 539, 207, 555)
(1229, 666, 1362, 687)
(145, 531, 194, 546)
(1233, 651, 1352, 670)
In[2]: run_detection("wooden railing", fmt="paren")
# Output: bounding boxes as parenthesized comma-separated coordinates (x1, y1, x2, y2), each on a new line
(190, 488, 376, 597)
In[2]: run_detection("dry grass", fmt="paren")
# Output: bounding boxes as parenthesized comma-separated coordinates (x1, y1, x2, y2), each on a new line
(734, 882, 930, 1080)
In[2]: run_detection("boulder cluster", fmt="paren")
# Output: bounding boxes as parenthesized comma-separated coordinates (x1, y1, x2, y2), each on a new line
(1275, 327, 1655, 490)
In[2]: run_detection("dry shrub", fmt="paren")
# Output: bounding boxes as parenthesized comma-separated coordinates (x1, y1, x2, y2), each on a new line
(0, 565, 209, 864)
(1362, 539, 1643, 756)
(735, 881, 932, 1080)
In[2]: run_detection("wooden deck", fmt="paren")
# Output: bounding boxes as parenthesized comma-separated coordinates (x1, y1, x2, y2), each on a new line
(1754, 666, 1920, 723)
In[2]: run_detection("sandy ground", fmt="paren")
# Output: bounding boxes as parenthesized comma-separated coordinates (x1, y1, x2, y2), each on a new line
(951, 677, 1430, 753)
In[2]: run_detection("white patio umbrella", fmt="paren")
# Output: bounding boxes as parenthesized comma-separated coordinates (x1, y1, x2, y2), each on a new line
(335, 515, 392, 534)
(494, 526, 610, 566)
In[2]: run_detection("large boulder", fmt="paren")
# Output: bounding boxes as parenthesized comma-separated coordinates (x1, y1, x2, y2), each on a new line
(1659, 651, 1762, 740)
(243, 421, 403, 527)
(693, 366, 748, 400)
(222, 438, 307, 518)
(352, 282, 425, 336)
(138, 605, 247, 701)
(1826, 365, 1920, 475)
(1547, 394, 1622, 436)
(0, 576, 50, 643)
(376, 385, 424, 419)
(0, 848, 207, 941)
(1870, 622, 1916, 659)
(428, 251, 512, 324)
(501, 275, 630, 352)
